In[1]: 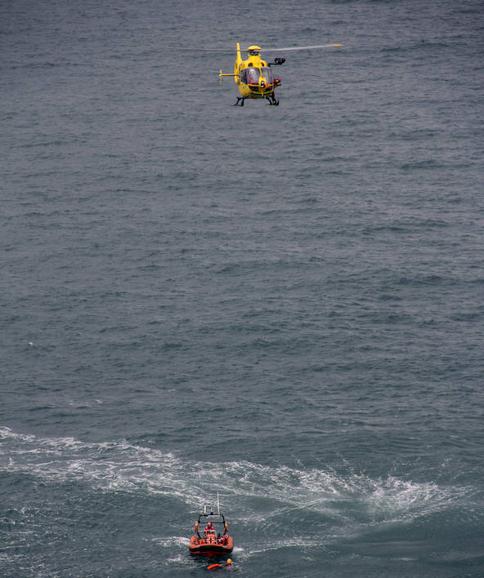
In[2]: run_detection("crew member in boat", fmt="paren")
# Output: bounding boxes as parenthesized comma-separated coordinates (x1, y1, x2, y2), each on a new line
(204, 521, 216, 535)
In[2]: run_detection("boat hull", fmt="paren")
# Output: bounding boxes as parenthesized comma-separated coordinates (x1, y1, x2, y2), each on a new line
(188, 535, 234, 556)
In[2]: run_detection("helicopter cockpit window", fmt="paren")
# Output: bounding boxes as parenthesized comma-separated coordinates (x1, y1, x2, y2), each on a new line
(244, 68, 260, 84)
(260, 67, 274, 83)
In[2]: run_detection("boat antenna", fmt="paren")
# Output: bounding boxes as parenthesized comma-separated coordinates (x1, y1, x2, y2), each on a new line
(217, 492, 220, 515)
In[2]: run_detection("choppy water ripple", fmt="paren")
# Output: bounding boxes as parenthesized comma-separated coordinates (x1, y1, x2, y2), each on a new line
(1, 428, 479, 527)
(1, 0, 483, 576)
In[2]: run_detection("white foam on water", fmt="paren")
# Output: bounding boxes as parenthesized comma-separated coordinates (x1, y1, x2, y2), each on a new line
(235, 536, 332, 560)
(0, 426, 206, 505)
(153, 536, 189, 548)
(362, 475, 462, 523)
(165, 553, 192, 566)
(0, 427, 471, 531)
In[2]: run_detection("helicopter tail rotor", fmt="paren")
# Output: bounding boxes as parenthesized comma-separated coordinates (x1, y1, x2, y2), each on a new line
(269, 57, 286, 67)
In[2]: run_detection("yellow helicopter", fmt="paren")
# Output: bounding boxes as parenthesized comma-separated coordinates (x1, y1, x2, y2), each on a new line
(219, 43, 342, 106)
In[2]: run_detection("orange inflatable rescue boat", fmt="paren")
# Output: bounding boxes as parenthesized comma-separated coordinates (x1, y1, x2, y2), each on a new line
(188, 502, 234, 556)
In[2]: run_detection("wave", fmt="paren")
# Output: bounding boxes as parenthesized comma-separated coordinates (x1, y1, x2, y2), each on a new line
(0, 427, 472, 534)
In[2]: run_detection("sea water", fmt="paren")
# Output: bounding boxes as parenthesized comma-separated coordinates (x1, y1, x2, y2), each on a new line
(1, 0, 483, 576)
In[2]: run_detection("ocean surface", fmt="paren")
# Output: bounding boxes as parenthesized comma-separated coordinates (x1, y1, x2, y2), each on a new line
(1, 0, 483, 576)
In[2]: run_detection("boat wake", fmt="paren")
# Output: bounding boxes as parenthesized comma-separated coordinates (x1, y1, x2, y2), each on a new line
(0, 426, 474, 546)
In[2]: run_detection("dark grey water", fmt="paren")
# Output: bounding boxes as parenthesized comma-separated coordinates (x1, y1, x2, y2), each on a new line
(1, 0, 484, 576)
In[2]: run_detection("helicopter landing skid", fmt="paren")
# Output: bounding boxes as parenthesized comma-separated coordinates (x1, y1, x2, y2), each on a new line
(266, 94, 279, 106)
(234, 97, 245, 106)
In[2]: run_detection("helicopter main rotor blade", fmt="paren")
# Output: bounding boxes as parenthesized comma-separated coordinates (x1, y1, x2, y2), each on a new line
(263, 43, 343, 52)
(179, 43, 342, 53)
(179, 48, 235, 53)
